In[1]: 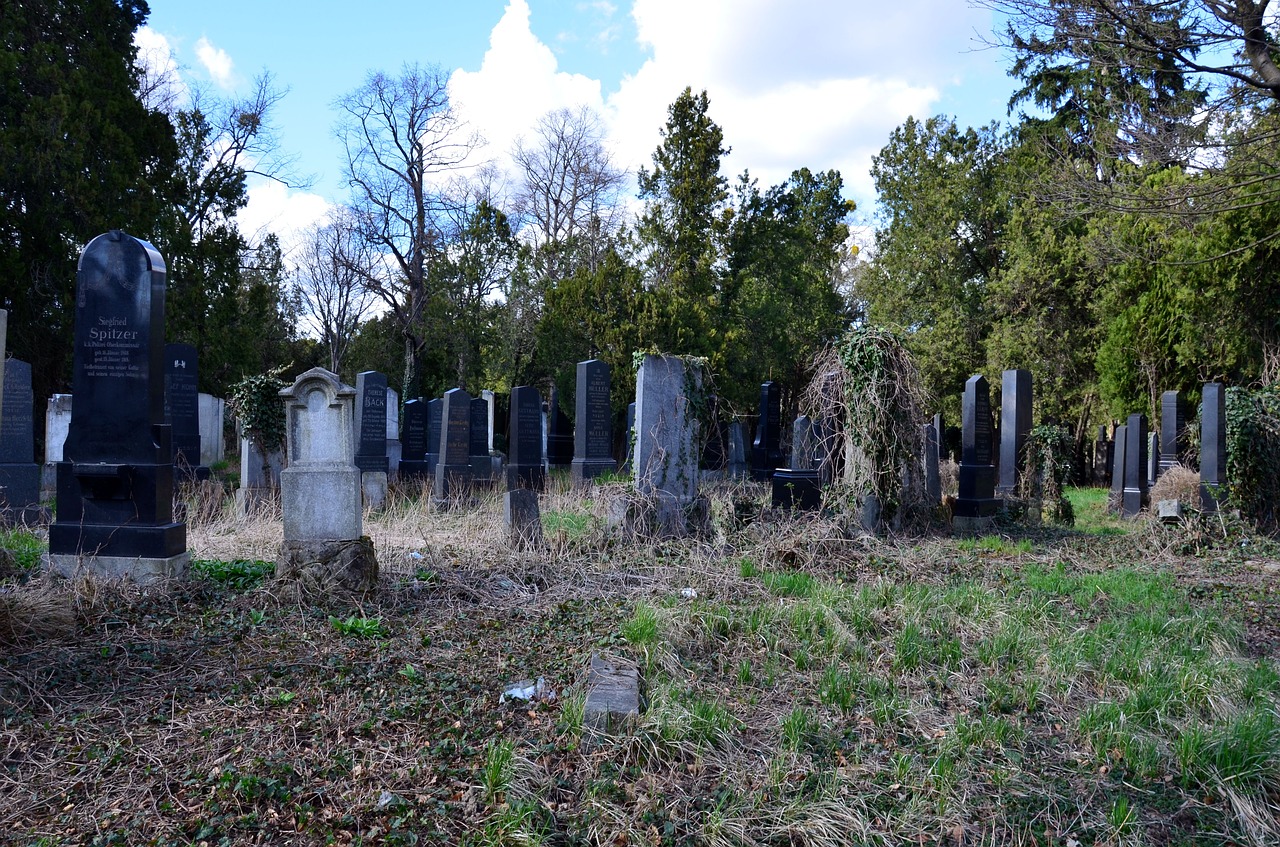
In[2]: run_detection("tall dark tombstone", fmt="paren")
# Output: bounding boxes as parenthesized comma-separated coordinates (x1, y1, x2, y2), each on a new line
(1109, 424, 1128, 513)
(1201, 383, 1226, 512)
(1147, 432, 1160, 486)
(354, 371, 389, 474)
(727, 420, 748, 478)
(546, 386, 574, 468)
(791, 415, 815, 471)
(506, 386, 546, 491)
(163, 343, 206, 480)
(433, 388, 473, 503)
(399, 398, 428, 479)
(571, 359, 617, 484)
(932, 413, 946, 461)
(470, 396, 492, 482)
(996, 369, 1032, 496)
(48, 231, 187, 580)
(1121, 413, 1148, 517)
(954, 375, 1001, 521)
(425, 397, 443, 475)
(0, 359, 44, 521)
(922, 422, 941, 504)
(750, 381, 783, 481)
(1159, 390, 1188, 474)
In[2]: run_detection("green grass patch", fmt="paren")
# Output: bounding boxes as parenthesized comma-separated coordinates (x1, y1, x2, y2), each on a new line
(0, 528, 44, 573)
(541, 509, 594, 538)
(190, 558, 274, 590)
(1065, 486, 1128, 535)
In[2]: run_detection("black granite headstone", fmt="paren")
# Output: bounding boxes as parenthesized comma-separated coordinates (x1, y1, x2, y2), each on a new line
(470, 396, 492, 481)
(49, 231, 185, 562)
(1093, 425, 1109, 486)
(1121, 413, 1148, 517)
(922, 422, 941, 504)
(751, 381, 783, 481)
(425, 397, 443, 474)
(1109, 424, 1128, 513)
(0, 358, 41, 510)
(399, 398, 428, 479)
(1201, 383, 1226, 512)
(772, 468, 821, 511)
(954, 374, 1001, 518)
(354, 371, 389, 473)
(434, 388, 473, 502)
(1159, 390, 1188, 475)
(571, 359, 617, 484)
(996, 369, 1032, 496)
(163, 342, 207, 480)
(506, 386, 545, 491)
(547, 386, 574, 467)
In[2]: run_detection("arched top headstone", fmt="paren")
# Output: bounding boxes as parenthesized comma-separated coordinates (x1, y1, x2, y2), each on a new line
(279, 368, 356, 467)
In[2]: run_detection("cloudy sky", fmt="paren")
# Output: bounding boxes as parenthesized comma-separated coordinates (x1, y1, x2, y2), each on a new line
(141, 0, 1017, 253)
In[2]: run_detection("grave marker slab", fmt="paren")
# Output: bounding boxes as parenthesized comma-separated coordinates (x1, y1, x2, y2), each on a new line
(399, 398, 429, 479)
(47, 231, 187, 581)
(727, 421, 748, 478)
(922, 422, 941, 504)
(0, 359, 41, 509)
(506, 386, 545, 491)
(1122, 413, 1149, 517)
(353, 371, 389, 473)
(1110, 424, 1128, 514)
(433, 388, 473, 503)
(954, 375, 1001, 521)
(750, 381, 783, 480)
(164, 343, 206, 480)
(547, 386, 573, 467)
(996, 369, 1032, 496)
(571, 359, 617, 484)
(1160, 390, 1188, 475)
(470, 396, 493, 481)
(790, 415, 815, 471)
(1201, 383, 1226, 512)
(385, 387, 401, 476)
(1147, 431, 1160, 486)
(425, 397, 443, 474)
(197, 393, 225, 466)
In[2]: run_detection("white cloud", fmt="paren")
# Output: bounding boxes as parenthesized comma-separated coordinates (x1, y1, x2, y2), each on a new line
(449, 0, 606, 174)
(133, 26, 187, 111)
(238, 179, 332, 260)
(195, 36, 236, 90)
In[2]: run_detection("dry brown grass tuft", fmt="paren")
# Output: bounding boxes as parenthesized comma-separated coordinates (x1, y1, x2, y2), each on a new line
(0, 580, 76, 645)
(1151, 464, 1202, 506)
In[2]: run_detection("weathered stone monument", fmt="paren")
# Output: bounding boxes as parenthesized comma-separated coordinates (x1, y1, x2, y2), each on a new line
(197, 393, 225, 466)
(47, 231, 188, 582)
(1147, 431, 1160, 486)
(773, 414, 821, 511)
(504, 488, 544, 551)
(750, 381, 783, 481)
(1093, 425, 1109, 486)
(1159, 390, 1188, 475)
(41, 394, 72, 500)
(700, 395, 727, 474)
(469, 396, 493, 483)
(354, 371, 389, 507)
(547, 386, 574, 468)
(996, 369, 1032, 496)
(571, 359, 617, 485)
(922, 421, 941, 505)
(385, 387, 401, 478)
(621, 401, 636, 474)
(0, 359, 44, 523)
(425, 397, 443, 476)
(1201, 383, 1226, 512)
(953, 374, 1001, 528)
(163, 342, 207, 480)
(626, 354, 708, 535)
(433, 388, 473, 504)
(1110, 423, 1128, 513)
(235, 430, 284, 515)
(276, 368, 376, 591)
(790, 415, 815, 471)
(1121, 413, 1149, 517)
(727, 420, 748, 479)
(933, 413, 946, 461)
(399, 398, 428, 480)
(506, 386, 545, 491)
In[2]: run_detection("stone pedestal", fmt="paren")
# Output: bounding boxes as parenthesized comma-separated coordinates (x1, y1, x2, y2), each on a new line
(772, 468, 821, 511)
(504, 489, 544, 551)
(276, 536, 377, 593)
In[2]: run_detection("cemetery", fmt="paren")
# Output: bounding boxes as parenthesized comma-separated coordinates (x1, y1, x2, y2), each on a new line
(4, 4, 1280, 843)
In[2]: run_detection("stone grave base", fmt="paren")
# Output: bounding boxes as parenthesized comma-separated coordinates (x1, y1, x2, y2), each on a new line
(361, 471, 388, 509)
(504, 489, 544, 551)
(43, 550, 190, 584)
(584, 653, 642, 736)
(276, 536, 378, 593)
(772, 468, 822, 511)
(571, 458, 617, 486)
(605, 489, 711, 539)
(952, 514, 996, 535)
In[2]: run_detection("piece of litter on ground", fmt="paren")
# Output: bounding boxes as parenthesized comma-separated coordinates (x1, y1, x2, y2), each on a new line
(501, 677, 556, 703)
(408, 551, 424, 560)
(681, 587, 698, 599)
(376, 790, 402, 810)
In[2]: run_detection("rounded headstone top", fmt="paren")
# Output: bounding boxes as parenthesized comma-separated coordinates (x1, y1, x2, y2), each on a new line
(280, 367, 355, 402)
(79, 230, 166, 276)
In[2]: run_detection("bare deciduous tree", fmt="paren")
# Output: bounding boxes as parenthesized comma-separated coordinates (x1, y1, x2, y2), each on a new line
(293, 207, 379, 373)
(335, 63, 478, 395)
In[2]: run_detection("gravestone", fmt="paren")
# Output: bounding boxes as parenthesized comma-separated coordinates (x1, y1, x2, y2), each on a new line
(1121, 413, 1148, 517)
(235, 425, 284, 516)
(354, 371, 388, 507)
(727, 421, 748, 478)
(922, 422, 941, 505)
(385, 387, 401, 478)
(506, 386, 546, 491)
(197, 393, 225, 466)
(41, 394, 73, 500)
(571, 359, 617, 484)
(750, 381, 783, 480)
(1201, 383, 1226, 512)
(1147, 432, 1160, 487)
(1092, 425, 1109, 486)
(996, 369, 1032, 496)
(46, 231, 188, 582)
(627, 354, 709, 536)
(1109, 424, 1128, 514)
(399, 398, 429, 480)
(470, 396, 493, 482)
(0, 359, 44, 523)
(547, 386, 574, 468)
(433, 388, 473, 504)
(276, 368, 375, 591)
(1159, 390, 1188, 475)
(953, 374, 1001, 526)
(163, 343, 207, 480)
(504, 488, 544, 551)
(482, 390, 496, 451)
(791, 415, 815, 471)
(933, 413, 946, 461)
(425, 397, 443, 475)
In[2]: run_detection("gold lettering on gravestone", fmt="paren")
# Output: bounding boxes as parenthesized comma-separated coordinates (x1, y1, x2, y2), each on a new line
(84, 316, 142, 379)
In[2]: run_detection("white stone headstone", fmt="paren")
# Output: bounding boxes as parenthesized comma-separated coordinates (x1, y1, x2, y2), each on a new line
(45, 395, 73, 463)
(634, 354, 701, 501)
(279, 368, 361, 542)
(198, 393, 225, 466)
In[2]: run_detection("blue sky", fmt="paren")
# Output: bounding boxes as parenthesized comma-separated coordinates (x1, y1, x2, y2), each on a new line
(139, 0, 1019, 251)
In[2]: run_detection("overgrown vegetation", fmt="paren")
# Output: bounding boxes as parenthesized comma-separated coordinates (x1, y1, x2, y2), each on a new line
(1226, 386, 1280, 533)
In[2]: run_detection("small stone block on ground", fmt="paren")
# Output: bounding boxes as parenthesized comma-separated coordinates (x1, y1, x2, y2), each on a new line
(1157, 499, 1185, 525)
(584, 653, 642, 733)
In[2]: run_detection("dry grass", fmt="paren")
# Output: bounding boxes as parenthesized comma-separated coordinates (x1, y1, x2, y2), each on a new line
(1151, 464, 1202, 506)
